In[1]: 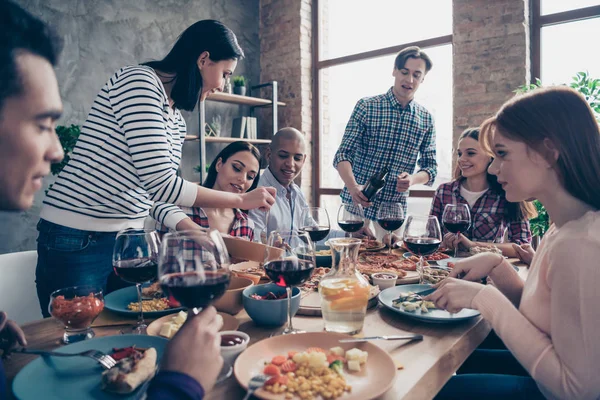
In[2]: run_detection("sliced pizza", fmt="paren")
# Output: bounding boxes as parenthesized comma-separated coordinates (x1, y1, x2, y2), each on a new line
(101, 347, 157, 394)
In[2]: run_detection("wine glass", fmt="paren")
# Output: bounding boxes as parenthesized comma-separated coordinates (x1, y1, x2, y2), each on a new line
(402, 216, 442, 284)
(376, 202, 405, 254)
(158, 229, 232, 381)
(299, 207, 330, 243)
(264, 230, 316, 335)
(112, 229, 160, 335)
(442, 204, 472, 257)
(337, 203, 365, 237)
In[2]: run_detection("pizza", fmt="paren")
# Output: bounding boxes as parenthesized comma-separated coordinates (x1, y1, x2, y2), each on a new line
(359, 239, 384, 252)
(300, 267, 329, 294)
(102, 347, 157, 394)
(424, 252, 451, 261)
(405, 255, 431, 267)
(357, 261, 409, 277)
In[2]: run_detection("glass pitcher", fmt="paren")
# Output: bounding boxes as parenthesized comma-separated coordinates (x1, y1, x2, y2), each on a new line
(318, 238, 370, 334)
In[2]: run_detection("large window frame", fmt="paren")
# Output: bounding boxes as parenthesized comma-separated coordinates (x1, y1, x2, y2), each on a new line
(311, 0, 452, 206)
(530, 1, 600, 82)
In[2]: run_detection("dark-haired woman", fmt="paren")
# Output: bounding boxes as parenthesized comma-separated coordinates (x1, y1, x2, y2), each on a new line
(36, 20, 275, 317)
(156, 141, 260, 241)
(429, 127, 535, 258)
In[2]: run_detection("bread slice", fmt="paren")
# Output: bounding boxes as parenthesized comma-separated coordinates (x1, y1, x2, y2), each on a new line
(101, 347, 157, 394)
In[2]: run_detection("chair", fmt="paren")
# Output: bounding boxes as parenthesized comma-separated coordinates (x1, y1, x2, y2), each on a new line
(0, 251, 42, 324)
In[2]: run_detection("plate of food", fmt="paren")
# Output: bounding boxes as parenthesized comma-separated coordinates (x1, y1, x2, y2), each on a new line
(378, 284, 480, 323)
(402, 251, 451, 262)
(12, 334, 167, 400)
(230, 261, 268, 285)
(314, 244, 333, 267)
(146, 310, 240, 338)
(357, 252, 426, 283)
(358, 238, 386, 253)
(104, 285, 184, 317)
(234, 331, 396, 400)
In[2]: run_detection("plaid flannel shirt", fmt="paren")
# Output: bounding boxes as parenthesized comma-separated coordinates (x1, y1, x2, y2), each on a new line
(333, 88, 437, 220)
(156, 207, 255, 241)
(429, 180, 531, 245)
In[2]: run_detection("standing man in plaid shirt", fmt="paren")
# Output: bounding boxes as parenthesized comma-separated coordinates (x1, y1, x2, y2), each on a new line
(334, 46, 437, 238)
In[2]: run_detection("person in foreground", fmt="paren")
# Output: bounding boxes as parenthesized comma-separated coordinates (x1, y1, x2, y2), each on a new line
(156, 141, 259, 240)
(0, 2, 223, 398)
(427, 86, 600, 400)
(35, 18, 276, 316)
(429, 127, 535, 259)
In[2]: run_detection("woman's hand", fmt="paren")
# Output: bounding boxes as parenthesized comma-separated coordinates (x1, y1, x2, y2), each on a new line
(512, 243, 535, 265)
(160, 306, 223, 392)
(449, 252, 503, 282)
(424, 278, 485, 314)
(240, 187, 276, 211)
(443, 232, 474, 250)
(0, 311, 27, 355)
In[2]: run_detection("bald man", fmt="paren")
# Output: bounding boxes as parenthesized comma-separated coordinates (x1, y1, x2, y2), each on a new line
(249, 127, 309, 240)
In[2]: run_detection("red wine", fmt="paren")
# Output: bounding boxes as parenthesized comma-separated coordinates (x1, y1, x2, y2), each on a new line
(113, 258, 158, 284)
(444, 221, 470, 234)
(377, 218, 405, 232)
(160, 271, 230, 309)
(300, 226, 330, 242)
(338, 220, 364, 233)
(264, 259, 315, 287)
(404, 238, 441, 256)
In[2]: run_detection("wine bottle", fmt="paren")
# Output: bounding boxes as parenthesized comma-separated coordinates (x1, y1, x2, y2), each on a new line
(361, 167, 389, 201)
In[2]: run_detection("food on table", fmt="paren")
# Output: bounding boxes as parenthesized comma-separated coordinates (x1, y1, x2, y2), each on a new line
(261, 346, 368, 398)
(50, 293, 104, 329)
(405, 255, 431, 267)
(357, 253, 418, 275)
(127, 298, 170, 312)
(392, 291, 437, 313)
(422, 267, 450, 285)
(315, 249, 332, 256)
(159, 311, 188, 339)
(250, 291, 288, 300)
(221, 333, 246, 347)
(359, 238, 384, 252)
(101, 347, 157, 394)
(141, 281, 163, 299)
(469, 245, 502, 255)
(372, 273, 396, 280)
(423, 252, 451, 261)
(300, 267, 329, 295)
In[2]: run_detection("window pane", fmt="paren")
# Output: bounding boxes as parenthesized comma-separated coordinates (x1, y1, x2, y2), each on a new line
(320, 0, 452, 60)
(541, 0, 600, 15)
(319, 44, 453, 190)
(541, 18, 600, 85)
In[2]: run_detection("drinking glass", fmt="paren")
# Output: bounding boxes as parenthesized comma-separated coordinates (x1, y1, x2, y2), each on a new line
(402, 216, 442, 284)
(158, 229, 232, 381)
(264, 230, 316, 335)
(337, 203, 365, 237)
(112, 229, 160, 335)
(299, 207, 330, 243)
(442, 204, 472, 257)
(376, 202, 405, 254)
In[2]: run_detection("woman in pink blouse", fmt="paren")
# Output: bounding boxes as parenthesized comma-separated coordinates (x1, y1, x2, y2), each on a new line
(430, 127, 536, 259)
(429, 86, 600, 400)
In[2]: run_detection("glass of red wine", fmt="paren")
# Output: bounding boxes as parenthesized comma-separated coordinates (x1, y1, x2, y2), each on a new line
(299, 207, 331, 243)
(264, 230, 316, 335)
(442, 204, 472, 257)
(337, 203, 365, 237)
(402, 215, 442, 284)
(376, 202, 405, 254)
(112, 229, 160, 335)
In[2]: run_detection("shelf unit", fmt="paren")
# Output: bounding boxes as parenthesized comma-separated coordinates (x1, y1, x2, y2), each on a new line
(192, 81, 285, 182)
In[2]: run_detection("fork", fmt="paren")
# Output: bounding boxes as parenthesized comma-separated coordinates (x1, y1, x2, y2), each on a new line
(16, 348, 117, 370)
(242, 374, 270, 400)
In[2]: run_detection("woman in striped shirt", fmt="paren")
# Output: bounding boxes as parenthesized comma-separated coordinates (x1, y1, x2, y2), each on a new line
(36, 20, 275, 317)
(156, 141, 260, 241)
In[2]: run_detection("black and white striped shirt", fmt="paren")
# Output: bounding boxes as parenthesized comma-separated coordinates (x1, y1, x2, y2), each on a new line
(41, 65, 196, 232)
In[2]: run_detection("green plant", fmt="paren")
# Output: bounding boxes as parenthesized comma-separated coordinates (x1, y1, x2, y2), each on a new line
(529, 200, 550, 237)
(232, 76, 246, 87)
(194, 164, 211, 174)
(52, 124, 81, 176)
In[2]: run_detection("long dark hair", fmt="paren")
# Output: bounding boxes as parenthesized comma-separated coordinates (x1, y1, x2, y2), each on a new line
(454, 127, 536, 221)
(481, 86, 600, 210)
(203, 141, 261, 193)
(143, 20, 244, 111)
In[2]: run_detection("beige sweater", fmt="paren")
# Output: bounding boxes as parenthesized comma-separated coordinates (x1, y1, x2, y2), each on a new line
(472, 210, 600, 400)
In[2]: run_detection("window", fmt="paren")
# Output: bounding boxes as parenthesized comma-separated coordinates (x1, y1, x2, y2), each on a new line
(314, 0, 453, 211)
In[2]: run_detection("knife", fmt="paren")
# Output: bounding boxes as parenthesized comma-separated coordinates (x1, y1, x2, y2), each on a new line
(338, 334, 423, 343)
(414, 288, 436, 297)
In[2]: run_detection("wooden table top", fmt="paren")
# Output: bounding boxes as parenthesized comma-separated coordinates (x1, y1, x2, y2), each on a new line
(5, 261, 527, 400)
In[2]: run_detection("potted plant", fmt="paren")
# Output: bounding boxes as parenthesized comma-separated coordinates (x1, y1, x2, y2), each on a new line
(232, 76, 246, 96)
(52, 124, 81, 176)
(529, 200, 550, 249)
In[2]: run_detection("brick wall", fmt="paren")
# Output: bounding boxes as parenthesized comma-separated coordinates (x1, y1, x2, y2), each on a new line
(259, 0, 313, 201)
(454, 0, 530, 148)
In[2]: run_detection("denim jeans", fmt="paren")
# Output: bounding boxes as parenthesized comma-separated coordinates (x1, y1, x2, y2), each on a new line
(36, 219, 129, 317)
(435, 332, 546, 400)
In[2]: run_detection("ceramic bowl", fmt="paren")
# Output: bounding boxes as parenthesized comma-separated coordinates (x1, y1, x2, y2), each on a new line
(214, 276, 254, 315)
(242, 283, 301, 326)
(220, 330, 250, 367)
(371, 272, 398, 290)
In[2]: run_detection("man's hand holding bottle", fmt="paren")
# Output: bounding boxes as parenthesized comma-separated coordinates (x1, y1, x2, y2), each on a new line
(348, 184, 372, 208)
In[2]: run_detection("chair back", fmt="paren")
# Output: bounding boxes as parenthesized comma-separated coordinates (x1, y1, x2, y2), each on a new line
(0, 251, 42, 324)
